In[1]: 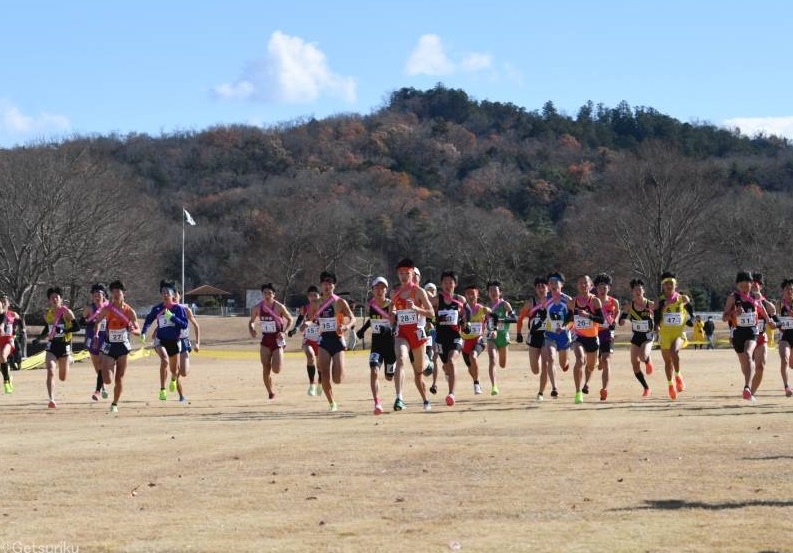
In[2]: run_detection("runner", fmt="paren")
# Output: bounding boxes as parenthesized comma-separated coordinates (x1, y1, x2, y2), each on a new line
(38, 287, 80, 408)
(423, 282, 439, 379)
(460, 283, 491, 397)
(618, 278, 655, 397)
(247, 283, 294, 402)
(516, 277, 555, 401)
(92, 280, 139, 413)
(543, 272, 573, 397)
(390, 259, 435, 411)
(775, 278, 793, 397)
(314, 271, 355, 412)
(142, 281, 191, 402)
(593, 273, 620, 401)
(289, 285, 322, 396)
(655, 271, 694, 400)
(722, 271, 773, 403)
(0, 294, 20, 394)
(485, 280, 516, 396)
(174, 289, 200, 402)
(567, 275, 604, 404)
(749, 273, 776, 396)
(355, 276, 396, 415)
(82, 283, 109, 401)
(431, 270, 467, 406)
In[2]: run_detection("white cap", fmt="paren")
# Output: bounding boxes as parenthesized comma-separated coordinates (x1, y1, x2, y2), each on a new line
(372, 276, 389, 288)
(424, 282, 437, 292)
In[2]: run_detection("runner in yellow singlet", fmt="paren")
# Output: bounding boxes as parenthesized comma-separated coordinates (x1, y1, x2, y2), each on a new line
(654, 272, 693, 400)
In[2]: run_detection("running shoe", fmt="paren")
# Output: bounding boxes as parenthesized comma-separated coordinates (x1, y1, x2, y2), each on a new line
(169, 378, 177, 393)
(645, 361, 654, 375)
(742, 387, 753, 401)
(268, 391, 275, 400)
(668, 384, 677, 400)
(423, 400, 432, 412)
(582, 384, 589, 394)
(474, 383, 483, 395)
(561, 363, 570, 372)
(675, 374, 685, 392)
(307, 383, 317, 396)
(179, 396, 188, 403)
(48, 400, 57, 409)
(159, 389, 167, 401)
(423, 366, 433, 377)
(374, 403, 384, 415)
(329, 401, 338, 412)
(600, 388, 608, 401)
(445, 394, 455, 406)
(4, 381, 13, 394)
(429, 385, 438, 395)
(491, 385, 499, 396)
(91, 391, 100, 401)
(394, 398, 406, 411)
(536, 392, 544, 402)
(101, 388, 108, 399)
(574, 391, 584, 404)
(110, 404, 118, 413)
(786, 386, 793, 398)
(642, 387, 651, 398)
(550, 388, 559, 398)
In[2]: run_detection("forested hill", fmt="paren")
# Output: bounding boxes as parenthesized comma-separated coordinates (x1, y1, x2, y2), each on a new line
(3, 84, 793, 312)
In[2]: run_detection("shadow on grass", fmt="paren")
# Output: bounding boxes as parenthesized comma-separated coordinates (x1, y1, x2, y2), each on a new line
(617, 498, 793, 511)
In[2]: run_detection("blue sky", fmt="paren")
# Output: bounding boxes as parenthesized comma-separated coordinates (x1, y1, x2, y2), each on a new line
(2, 0, 792, 148)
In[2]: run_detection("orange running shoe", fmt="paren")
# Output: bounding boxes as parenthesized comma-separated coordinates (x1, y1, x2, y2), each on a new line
(645, 361, 654, 375)
(668, 384, 677, 400)
(642, 387, 651, 397)
(600, 388, 608, 401)
(675, 374, 685, 392)
(561, 363, 570, 372)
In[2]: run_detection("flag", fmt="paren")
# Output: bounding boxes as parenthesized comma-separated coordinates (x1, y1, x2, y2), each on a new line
(183, 208, 197, 226)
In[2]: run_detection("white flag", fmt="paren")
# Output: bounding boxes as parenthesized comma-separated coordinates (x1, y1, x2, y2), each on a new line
(184, 208, 197, 226)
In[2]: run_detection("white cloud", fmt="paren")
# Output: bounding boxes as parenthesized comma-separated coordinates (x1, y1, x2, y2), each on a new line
(405, 34, 455, 76)
(405, 34, 492, 77)
(213, 31, 356, 104)
(0, 100, 70, 136)
(722, 116, 793, 140)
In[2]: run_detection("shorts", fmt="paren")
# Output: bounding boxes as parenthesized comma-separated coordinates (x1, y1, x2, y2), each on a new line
(658, 328, 687, 350)
(304, 339, 319, 357)
(319, 333, 346, 356)
(544, 330, 571, 351)
(527, 331, 545, 350)
(488, 330, 510, 349)
(46, 340, 72, 359)
(180, 338, 192, 354)
(630, 332, 653, 348)
(0, 335, 16, 355)
(757, 332, 768, 346)
(395, 325, 427, 351)
(159, 339, 182, 357)
(732, 328, 757, 354)
(780, 330, 793, 346)
(462, 337, 485, 356)
(573, 335, 600, 354)
(100, 341, 131, 360)
(369, 342, 396, 368)
(598, 332, 614, 355)
(436, 335, 463, 363)
(86, 332, 106, 356)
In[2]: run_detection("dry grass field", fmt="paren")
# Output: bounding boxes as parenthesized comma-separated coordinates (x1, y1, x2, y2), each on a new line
(2, 316, 793, 553)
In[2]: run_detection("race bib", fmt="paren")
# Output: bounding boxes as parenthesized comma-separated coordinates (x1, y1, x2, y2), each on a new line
(318, 317, 337, 333)
(663, 312, 682, 326)
(1, 323, 11, 335)
(157, 313, 174, 328)
(574, 315, 593, 330)
(97, 319, 107, 331)
(396, 309, 418, 326)
(438, 309, 459, 325)
(369, 352, 382, 366)
(631, 320, 651, 333)
(779, 317, 793, 330)
(371, 319, 391, 334)
(737, 312, 756, 327)
(468, 322, 483, 335)
(304, 325, 321, 341)
(108, 328, 128, 343)
(546, 319, 564, 331)
(260, 320, 277, 333)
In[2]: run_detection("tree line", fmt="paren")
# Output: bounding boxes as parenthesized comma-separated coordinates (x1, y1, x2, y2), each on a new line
(2, 84, 792, 317)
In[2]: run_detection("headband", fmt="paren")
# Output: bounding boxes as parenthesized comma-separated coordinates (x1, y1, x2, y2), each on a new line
(661, 277, 677, 286)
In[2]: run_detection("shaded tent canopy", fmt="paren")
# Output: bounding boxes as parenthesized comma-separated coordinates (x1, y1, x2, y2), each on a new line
(184, 285, 231, 297)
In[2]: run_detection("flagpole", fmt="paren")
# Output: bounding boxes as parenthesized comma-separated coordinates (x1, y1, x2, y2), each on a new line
(181, 206, 186, 291)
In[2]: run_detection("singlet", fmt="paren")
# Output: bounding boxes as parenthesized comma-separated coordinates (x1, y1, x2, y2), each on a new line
(545, 295, 571, 335)
(461, 304, 487, 340)
(316, 295, 343, 337)
(599, 296, 620, 333)
(45, 307, 72, 342)
(626, 299, 654, 334)
(573, 294, 599, 338)
(657, 294, 689, 332)
(436, 293, 464, 337)
(730, 292, 761, 337)
(393, 286, 420, 337)
(257, 301, 285, 335)
(105, 303, 136, 343)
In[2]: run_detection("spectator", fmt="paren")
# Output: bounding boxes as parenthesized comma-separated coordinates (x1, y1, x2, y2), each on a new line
(704, 316, 716, 349)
